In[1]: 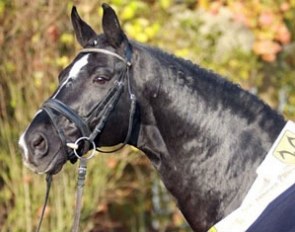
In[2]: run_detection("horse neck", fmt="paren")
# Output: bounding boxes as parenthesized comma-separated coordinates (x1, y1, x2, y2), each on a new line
(133, 45, 286, 230)
(134, 45, 285, 161)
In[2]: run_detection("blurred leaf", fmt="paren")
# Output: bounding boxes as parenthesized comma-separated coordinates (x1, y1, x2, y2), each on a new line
(33, 71, 44, 88)
(160, 0, 171, 9)
(4, 62, 16, 73)
(55, 56, 70, 68)
(60, 32, 74, 45)
(0, 1, 5, 16)
(121, 2, 137, 20)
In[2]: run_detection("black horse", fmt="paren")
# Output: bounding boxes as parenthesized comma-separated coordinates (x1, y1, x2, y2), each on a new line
(19, 4, 287, 231)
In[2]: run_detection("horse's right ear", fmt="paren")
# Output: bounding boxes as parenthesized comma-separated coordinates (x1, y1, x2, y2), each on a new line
(102, 3, 127, 48)
(71, 6, 96, 47)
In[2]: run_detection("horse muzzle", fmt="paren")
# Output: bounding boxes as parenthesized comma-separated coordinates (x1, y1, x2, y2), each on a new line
(18, 111, 68, 174)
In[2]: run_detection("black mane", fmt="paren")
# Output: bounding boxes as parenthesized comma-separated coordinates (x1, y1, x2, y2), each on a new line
(135, 41, 284, 136)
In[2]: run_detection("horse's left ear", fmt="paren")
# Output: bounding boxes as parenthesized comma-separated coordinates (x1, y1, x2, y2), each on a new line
(102, 3, 128, 48)
(71, 6, 97, 47)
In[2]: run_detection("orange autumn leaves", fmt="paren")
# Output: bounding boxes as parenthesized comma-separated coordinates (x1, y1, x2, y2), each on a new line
(233, 1, 292, 62)
(203, 1, 293, 62)
(253, 6, 291, 62)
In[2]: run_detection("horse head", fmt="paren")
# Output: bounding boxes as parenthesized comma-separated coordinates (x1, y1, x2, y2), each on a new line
(19, 4, 138, 175)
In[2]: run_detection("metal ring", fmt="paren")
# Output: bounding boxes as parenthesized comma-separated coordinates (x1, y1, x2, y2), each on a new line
(73, 137, 96, 160)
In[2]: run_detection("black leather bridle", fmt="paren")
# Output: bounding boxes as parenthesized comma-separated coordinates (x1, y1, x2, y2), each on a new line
(42, 47, 136, 163)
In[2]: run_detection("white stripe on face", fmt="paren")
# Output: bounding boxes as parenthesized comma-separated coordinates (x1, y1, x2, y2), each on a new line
(19, 110, 43, 160)
(19, 132, 29, 160)
(52, 54, 89, 99)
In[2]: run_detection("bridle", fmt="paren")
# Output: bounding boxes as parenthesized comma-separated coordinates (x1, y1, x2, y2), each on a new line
(36, 46, 137, 232)
(42, 47, 136, 163)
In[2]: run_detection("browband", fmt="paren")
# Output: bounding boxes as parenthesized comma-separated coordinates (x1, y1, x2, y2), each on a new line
(80, 48, 131, 66)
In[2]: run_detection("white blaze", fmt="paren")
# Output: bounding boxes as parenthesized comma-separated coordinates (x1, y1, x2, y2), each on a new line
(52, 54, 89, 99)
(19, 133, 29, 160)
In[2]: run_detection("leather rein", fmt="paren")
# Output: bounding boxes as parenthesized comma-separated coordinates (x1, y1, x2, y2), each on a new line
(36, 46, 136, 232)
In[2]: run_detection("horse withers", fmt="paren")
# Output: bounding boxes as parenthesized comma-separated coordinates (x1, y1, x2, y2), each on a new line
(19, 3, 292, 231)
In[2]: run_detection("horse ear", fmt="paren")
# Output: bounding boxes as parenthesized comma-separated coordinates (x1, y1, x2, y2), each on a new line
(71, 6, 97, 47)
(102, 3, 127, 48)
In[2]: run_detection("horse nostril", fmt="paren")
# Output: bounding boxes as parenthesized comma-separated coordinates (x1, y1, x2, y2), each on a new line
(32, 135, 43, 147)
(31, 133, 48, 155)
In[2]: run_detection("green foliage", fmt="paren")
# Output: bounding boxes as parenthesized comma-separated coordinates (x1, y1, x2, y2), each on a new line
(0, 0, 294, 231)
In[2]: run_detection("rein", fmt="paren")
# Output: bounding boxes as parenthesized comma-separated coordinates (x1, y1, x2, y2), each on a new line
(36, 46, 136, 232)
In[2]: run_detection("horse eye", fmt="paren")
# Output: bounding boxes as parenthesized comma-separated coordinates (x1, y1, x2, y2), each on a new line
(93, 76, 109, 85)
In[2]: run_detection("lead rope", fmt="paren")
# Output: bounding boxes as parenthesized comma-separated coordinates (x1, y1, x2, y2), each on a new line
(35, 174, 52, 232)
(71, 138, 96, 232)
(71, 158, 87, 232)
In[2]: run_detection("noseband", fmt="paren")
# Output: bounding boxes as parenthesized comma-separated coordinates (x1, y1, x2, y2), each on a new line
(42, 47, 136, 163)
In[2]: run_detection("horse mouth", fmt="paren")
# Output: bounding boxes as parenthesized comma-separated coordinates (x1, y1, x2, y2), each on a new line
(24, 154, 64, 175)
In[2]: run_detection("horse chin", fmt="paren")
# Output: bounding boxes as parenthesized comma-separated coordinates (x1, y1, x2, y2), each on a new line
(43, 154, 67, 175)
(23, 150, 67, 175)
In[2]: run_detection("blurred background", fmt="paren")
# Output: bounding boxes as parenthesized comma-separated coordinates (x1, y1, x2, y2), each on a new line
(0, 0, 295, 231)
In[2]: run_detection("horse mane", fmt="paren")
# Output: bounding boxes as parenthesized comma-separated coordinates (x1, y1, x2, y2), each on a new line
(133, 41, 285, 134)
